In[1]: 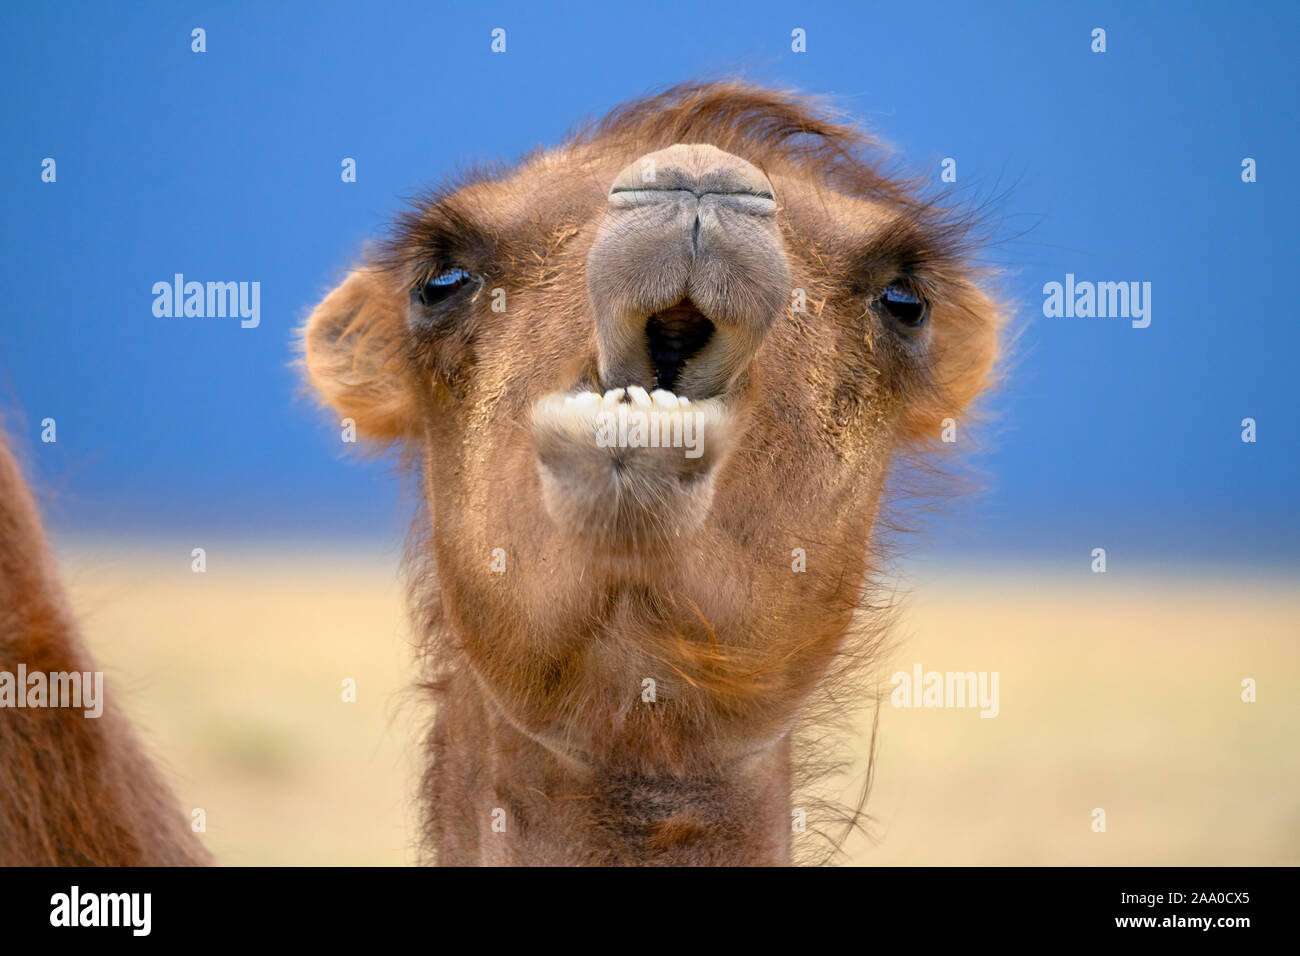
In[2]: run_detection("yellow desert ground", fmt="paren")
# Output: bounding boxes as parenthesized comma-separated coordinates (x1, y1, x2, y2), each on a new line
(54, 542, 1299, 865)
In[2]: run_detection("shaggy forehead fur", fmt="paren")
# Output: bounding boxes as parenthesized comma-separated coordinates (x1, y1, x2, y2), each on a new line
(385, 81, 973, 281)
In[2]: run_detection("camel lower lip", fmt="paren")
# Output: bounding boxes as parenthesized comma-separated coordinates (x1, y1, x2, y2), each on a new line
(530, 384, 736, 546)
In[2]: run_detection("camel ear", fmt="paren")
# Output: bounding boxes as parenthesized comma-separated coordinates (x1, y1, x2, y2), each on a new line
(301, 267, 415, 443)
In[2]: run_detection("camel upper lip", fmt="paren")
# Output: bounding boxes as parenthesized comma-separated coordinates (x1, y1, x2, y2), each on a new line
(572, 298, 727, 402)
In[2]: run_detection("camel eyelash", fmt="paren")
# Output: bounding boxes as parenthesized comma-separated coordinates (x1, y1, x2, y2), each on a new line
(853, 210, 965, 280)
(380, 195, 497, 283)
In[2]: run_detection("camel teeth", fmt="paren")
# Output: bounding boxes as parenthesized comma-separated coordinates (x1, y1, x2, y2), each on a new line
(650, 389, 679, 410)
(563, 386, 701, 411)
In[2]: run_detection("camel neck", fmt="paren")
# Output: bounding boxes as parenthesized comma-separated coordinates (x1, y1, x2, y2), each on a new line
(424, 670, 793, 865)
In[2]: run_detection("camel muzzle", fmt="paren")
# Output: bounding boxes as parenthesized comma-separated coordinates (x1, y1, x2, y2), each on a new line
(527, 144, 790, 550)
(586, 143, 791, 402)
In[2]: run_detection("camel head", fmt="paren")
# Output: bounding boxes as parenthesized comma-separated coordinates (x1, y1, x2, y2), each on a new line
(302, 82, 1000, 863)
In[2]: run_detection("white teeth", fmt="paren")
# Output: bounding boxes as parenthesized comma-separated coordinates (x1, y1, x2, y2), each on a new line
(650, 389, 679, 410)
(552, 386, 701, 412)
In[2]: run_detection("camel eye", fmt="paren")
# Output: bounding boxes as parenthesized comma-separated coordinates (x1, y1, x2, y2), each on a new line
(879, 282, 928, 329)
(416, 267, 475, 307)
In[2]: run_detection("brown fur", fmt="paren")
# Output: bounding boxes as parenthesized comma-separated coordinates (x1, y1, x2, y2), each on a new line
(0, 437, 209, 865)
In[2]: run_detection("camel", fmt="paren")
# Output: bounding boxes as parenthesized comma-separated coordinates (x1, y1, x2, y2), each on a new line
(0, 81, 999, 866)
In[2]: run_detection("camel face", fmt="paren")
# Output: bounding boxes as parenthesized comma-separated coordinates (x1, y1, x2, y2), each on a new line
(303, 85, 999, 854)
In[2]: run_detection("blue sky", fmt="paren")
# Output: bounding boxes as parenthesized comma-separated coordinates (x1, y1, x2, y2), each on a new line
(1, 0, 1296, 563)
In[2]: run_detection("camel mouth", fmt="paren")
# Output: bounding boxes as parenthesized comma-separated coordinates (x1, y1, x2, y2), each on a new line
(646, 300, 715, 393)
(531, 384, 730, 462)
(529, 381, 737, 548)
(528, 293, 747, 548)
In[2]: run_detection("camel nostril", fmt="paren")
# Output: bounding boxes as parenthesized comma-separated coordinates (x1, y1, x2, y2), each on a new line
(646, 300, 714, 392)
